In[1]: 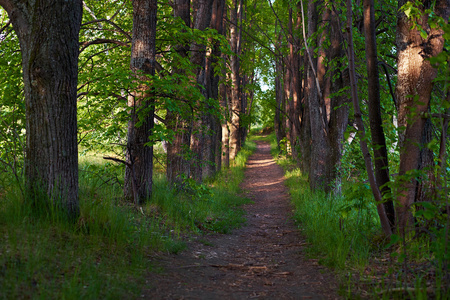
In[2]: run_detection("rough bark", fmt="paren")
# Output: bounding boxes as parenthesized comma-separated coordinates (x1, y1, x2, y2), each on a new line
(202, 0, 225, 178)
(288, 6, 302, 161)
(166, 0, 192, 184)
(124, 0, 157, 204)
(395, 0, 449, 235)
(326, 7, 350, 195)
(347, 0, 392, 237)
(211, 0, 225, 174)
(299, 53, 311, 175)
(0, 0, 82, 218)
(363, 0, 395, 229)
(307, 0, 328, 191)
(189, 0, 214, 181)
(274, 57, 284, 150)
(229, 0, 241, 160)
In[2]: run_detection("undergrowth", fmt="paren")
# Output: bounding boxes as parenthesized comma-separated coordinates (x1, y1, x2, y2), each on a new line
(267, 132, 450, 299)
(0, 139, 255, 299)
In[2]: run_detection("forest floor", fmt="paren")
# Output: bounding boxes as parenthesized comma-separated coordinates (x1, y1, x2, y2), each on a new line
(142, 140, 341, 299)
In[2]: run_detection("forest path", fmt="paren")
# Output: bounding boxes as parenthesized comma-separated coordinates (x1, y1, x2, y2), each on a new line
(143, 140, 340, 299)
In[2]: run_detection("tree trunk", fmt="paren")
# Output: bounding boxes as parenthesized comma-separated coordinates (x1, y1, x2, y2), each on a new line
(395, 0, 449, 235)
(346, 0, 392, 237)
(1, 0, 82, 218)
(202, 0, 225, 178)
(211, 0, 225, 174)
(306, 0, 328, 191)
(363, 0, 395, 229)
(326, 6, 350, 195)
(222, 69, 231, 168)
(229, 0, 241, 160)
(166, 0, 191, 184)
(274, 57, 284, 150)
(124, 0, 157, 204)
(189, 0, 214, 181)
(299, 53, 311, 175)
(288, 7, 302, 161)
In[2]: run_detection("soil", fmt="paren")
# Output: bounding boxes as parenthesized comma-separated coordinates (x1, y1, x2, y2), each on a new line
(143, 140, 341, 299)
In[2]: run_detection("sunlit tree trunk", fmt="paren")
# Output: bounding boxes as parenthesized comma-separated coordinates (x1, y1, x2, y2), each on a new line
(222, 69, 232, 168)
(395, 0, 449, 235)
(124, 0, 157, 203)
(306, 0, 328, 191)
(288, 7, 302, 161)
(0, 0, 82, 218)
(229, 0, 241, 160)
(274, 57, 283, 150)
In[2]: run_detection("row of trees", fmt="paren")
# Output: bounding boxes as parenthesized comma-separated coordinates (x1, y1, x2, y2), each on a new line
(269, 0, 449, 237)
(0, 0, 257, 215)
(1, 0, 449, 238)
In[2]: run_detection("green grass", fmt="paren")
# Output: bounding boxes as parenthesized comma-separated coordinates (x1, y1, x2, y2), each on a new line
(264, 132, 450, 299)
(0, 139, 256, 299)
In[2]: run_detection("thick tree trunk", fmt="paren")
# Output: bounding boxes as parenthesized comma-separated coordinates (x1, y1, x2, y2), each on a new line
(326, 7, 350, 195)
(229, 0, 241, 160)
(288, 7, 302, 161)
(1, 0, 82, 218)
(202, 0, 225, 178)
(306, 0, 328, 191)
(166, 0, 192, 184)
(363, 0, 395, 229)
(395, 0, 449, 235)
(189, 0, 214, 181)
(124, 0, 157, 204)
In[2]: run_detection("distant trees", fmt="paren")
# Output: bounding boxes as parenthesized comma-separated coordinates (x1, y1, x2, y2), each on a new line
(258, 0, 449, 237)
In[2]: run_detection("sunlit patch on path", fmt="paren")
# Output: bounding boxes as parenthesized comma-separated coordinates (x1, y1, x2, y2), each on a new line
(143, 139, 340, 299)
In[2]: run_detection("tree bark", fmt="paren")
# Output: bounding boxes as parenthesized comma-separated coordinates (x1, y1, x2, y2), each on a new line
(274, 57, 284, 150)
(0, 0, 82, 218)
(189, 0, 214, 181)
(124, 0, 157, 204)
(363, 0, 395, 229)
(326, 6, 350, 195)
(288, 6, 302, 161)
(395, 0, 449, 235)
(166, 0, 192, 184)
(346, 0, 392, 237)
(229, 0, 241, 160)
(202, 0, 225, 178)
(306, 0, 328, 191)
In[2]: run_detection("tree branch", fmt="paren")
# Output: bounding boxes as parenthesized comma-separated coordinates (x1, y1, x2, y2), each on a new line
(79, 38, 129, 53)
(81, 18, 132, 40)
(300, 0, 323, 101)
(0, 19, 11, 35)
(378, 61, 397, 108)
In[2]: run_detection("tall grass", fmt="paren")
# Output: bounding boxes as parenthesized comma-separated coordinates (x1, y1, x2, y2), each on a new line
(0, 139, 255, 299)
(267, 132, 450, 298)
(283, 167, 379, 269)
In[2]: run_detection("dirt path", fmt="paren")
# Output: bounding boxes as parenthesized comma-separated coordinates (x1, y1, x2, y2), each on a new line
(143, 140, 340, 299)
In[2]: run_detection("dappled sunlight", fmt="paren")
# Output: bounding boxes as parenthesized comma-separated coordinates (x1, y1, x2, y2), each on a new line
(246, 159, 276, 168)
